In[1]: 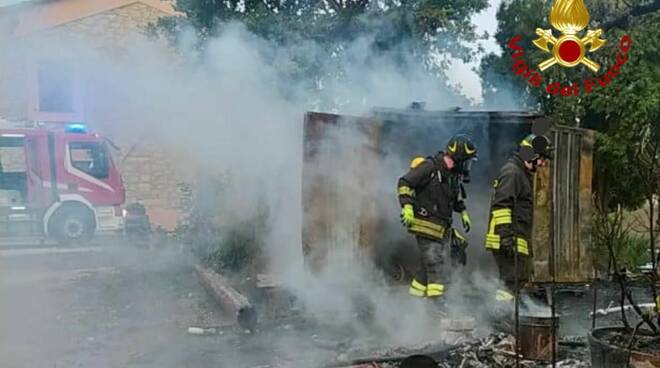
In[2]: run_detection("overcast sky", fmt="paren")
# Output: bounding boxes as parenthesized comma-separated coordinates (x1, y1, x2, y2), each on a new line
(0, 0, 26, 6)
(0, 0, 502, 100)
(447, 0, 503, 102)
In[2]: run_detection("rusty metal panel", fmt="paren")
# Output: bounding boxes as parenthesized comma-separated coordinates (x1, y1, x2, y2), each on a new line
(532, 155, 553, 281)
(302, 112, 341, 272)
(577, 130, 595, 280)
(301, 112, 381, 272)
(356, 121, 383, 260)
(532, 126, 594, 283)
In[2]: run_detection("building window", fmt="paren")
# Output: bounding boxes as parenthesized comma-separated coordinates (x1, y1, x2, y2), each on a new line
(70, 142, 109, 179)
(37, 61, 75, 113)
(28, 59, 84, 122)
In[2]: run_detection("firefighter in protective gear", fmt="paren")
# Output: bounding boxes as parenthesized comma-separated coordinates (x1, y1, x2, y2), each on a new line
(485, 134, 552, 302)
(398, 135, 478, 298)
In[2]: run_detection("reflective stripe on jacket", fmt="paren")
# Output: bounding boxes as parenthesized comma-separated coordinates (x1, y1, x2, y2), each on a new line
(485, 153, 533, 255)
(397, 152, 464, 241)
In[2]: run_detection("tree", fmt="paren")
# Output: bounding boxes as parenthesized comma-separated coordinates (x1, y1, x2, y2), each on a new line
(151, 0, 490, 104)
(481, 0, 659, 207)
(169, 1, 488, 61)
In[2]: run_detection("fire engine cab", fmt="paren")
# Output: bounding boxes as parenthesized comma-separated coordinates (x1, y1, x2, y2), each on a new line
(0, 123, 125, 244)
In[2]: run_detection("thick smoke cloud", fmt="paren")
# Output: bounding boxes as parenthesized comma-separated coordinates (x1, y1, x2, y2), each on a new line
(2, 16, 525, 363)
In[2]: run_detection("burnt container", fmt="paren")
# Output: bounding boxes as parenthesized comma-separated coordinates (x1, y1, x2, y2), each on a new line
(589, 327, 660, 368)
(519, 314, 559, 362)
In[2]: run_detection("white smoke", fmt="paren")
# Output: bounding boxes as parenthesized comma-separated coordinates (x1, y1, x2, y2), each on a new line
(0, 13, 527, 365)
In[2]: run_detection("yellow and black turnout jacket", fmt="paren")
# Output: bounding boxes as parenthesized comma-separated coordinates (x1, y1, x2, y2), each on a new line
(485, 153, 533, 255)
(397, 152, 465, 241)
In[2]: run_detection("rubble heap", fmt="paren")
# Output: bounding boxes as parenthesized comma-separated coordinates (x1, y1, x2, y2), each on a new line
(439, 333, 590, 368)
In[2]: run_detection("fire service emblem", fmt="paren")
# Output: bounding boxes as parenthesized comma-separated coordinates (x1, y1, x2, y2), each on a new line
(532, 0, 606, 72)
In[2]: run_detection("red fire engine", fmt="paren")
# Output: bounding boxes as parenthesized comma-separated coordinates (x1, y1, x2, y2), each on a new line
(0, 123, 125, 244)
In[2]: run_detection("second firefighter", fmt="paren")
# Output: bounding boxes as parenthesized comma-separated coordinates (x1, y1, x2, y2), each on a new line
(485, 134, 553, 302)
(397, 135, 477, 299)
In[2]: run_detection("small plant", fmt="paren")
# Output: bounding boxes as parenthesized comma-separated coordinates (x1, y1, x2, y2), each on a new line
(204, 214, 267, 274)
(173, 176, 268, 275)
(593, 215, 651, 274)
(593, 208, 632, 275)
(618, 234, 651, 273)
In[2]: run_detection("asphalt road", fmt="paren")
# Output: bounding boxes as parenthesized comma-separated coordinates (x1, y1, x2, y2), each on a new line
(0, 240, 338, 368)
(0, 240, 239, 368)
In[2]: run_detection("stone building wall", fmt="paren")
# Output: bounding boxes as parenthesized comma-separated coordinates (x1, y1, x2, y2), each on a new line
(39, 2, 170, 47)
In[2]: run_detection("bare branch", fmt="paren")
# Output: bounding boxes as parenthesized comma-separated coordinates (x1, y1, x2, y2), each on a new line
(621, 0, 635, 10)
(326, 0, 342, 11)
(626, 290, 659, 333)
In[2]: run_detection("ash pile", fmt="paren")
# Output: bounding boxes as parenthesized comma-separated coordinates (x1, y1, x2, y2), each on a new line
(439, 334, 589, 368)
(330, 334, 590, 368)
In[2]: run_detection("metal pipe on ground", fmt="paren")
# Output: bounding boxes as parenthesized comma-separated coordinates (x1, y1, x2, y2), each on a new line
(327, 347, 449, 368)
(195, 265, 258, 331)
(329, 354, 440, 368)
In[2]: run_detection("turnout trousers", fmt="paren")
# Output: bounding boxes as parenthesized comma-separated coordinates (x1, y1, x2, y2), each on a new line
(409, 233, 451, 298)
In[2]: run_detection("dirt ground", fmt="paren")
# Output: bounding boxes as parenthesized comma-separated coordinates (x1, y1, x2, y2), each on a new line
(0, 239, 656, 368)
(0, 240, 340, 368)
(0, 242, 218, 367)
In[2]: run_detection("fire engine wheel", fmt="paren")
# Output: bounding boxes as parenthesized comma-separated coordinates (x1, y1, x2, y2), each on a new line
(50, 205, 95, 246)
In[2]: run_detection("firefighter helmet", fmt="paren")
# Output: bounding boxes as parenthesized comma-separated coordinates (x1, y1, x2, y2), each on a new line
(520, 134, 553, 159)
(446, 134, 478, 163)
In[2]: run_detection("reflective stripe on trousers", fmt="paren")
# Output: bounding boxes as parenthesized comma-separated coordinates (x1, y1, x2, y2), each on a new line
(426, 283, 445, 297)
(409, 278, 426, 297)
(409, 279, 445, 298)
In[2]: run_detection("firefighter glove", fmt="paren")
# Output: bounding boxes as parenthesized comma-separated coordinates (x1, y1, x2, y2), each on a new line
(401, 204, 414, 227)
(461, 211, 472, 233)
(500, 236, 515, 256)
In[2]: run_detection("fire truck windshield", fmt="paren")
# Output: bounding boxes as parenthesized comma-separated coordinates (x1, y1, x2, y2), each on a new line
(69, 141, 109, 179)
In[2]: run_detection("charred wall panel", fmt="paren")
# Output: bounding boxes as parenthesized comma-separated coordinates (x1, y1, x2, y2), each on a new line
(532, 126, 594, 282)
(578, 131, 594, 280)
(302, 112, 381, 272)
(532, 156, 553, 281)
(302, 112, 340, 272)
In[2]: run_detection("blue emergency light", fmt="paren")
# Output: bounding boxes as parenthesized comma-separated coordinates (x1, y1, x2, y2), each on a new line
(66, 123, 88, 133)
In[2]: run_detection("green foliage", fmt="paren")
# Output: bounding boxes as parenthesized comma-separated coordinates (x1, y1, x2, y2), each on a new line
(592, 211, 650, 273)
(619, 234, 651, 271)
(170, 1, 488, 59)
(174, 177, 268, 275)
(480, 0, 660, 122)
(593, 132, 646, 211)
(204, 215, 266, 273)
(151, 0, 489, 97)
(593, 209, 630, 273)
(481, 0, 660, 214)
